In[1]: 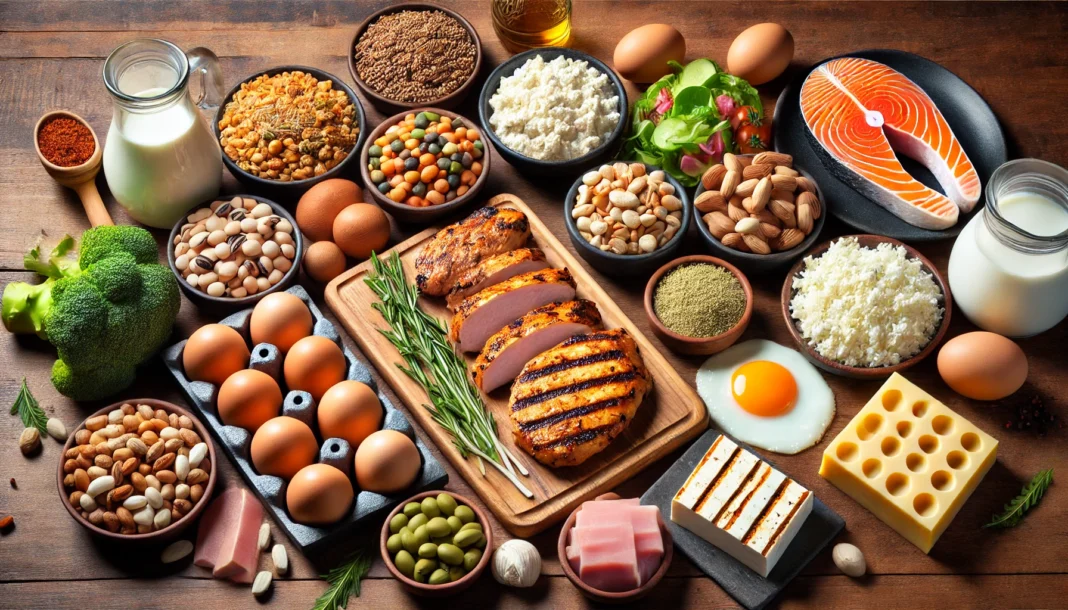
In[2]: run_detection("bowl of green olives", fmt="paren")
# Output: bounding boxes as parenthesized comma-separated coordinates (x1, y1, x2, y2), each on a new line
(380, 490, 493, 597)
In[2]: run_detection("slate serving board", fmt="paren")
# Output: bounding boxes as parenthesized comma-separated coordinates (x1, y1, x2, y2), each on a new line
(772, 49, 1007, 242)
(640, 429, 844, 610)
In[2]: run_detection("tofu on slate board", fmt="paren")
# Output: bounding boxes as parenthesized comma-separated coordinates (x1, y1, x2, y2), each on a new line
(640, 429, 844, 610)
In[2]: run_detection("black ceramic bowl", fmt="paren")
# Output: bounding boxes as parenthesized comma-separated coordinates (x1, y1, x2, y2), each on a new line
(564, 162, 691, 277)
(692, 159, 827, 275)
(167, 194, 304, 312)
(213, 66, 367, 194)
(478, 48, 627, 176)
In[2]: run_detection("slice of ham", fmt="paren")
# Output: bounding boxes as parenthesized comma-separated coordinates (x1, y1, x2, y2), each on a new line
(566, 544, 581, 573)
(573, 522, 640, 592)
(572, 499, 664, 587)
(194, 487, 263, 583)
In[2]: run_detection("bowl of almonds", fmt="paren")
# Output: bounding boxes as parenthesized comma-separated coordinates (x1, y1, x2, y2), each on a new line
(693, 152, 826, 273)
(565, 161, 691, 277)
(57, 399, 217, 542)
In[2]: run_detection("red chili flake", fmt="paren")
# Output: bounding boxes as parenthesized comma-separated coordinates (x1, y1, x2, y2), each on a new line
(8, 478, 15, 489)
(37, 116, 95, 167)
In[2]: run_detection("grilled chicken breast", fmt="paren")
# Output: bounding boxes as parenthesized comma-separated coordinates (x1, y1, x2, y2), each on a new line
(445, 248, 549, 310)
(473, 300, 602, 394)
(415, 207, 530, 296)
(509, 329, 652, 467)
(449, 268, 577, 352)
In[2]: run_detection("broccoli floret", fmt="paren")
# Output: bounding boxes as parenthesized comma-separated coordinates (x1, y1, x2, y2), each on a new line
(2, 226, 181, 401)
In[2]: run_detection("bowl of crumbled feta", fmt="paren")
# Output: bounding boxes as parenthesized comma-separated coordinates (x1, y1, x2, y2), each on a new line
(478, 49, 627, 175)
(781, 235, 952, 379)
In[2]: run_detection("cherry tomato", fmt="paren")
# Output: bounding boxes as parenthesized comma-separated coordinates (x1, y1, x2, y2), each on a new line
(737, 123, 772, 154)
(730, 106, 763, 130)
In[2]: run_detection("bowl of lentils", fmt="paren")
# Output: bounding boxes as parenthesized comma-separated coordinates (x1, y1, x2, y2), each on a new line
(215, 67, 365, 193)
(360, 108, 491, 224)
(349, 3, 482, 113)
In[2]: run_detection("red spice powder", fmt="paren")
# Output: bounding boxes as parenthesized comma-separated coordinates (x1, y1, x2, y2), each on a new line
(38, 116, 95, 167)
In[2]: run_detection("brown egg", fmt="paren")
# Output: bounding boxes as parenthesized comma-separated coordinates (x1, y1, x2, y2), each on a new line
(284, 335, 347, 402)
(303, 241, 348, 284)
(250, 292, 313, 354)
(332, 203, 390, 260)
(355, 430, 421, 494)
(286, 463, 354, 525)
(937, 332, 1028, 401)
(727, 23, 794, 86)
(613, 24, 686, 83)
(296, 179, 362, 242)
(217, 369, 283, 432)
(182, 324, 250, 385)
(318, 381, 383, 449)
(250, 416, 319, 479)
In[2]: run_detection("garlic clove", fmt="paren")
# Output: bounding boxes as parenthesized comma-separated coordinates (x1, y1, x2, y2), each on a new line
(491, 539, 541, 588)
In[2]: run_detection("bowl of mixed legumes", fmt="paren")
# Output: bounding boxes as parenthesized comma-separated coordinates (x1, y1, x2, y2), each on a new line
(214, 66, 366, 192)
(348, 3, 482, 113)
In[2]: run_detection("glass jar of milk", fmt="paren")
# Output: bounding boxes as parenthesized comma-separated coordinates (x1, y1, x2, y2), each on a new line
(948, 159, 1068, 337)
(102, 39, 224, 228)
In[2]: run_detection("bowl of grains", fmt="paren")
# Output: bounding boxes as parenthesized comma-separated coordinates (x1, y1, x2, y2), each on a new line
(644, 256, 753, 356)
(360, 108, 491, 224)
(781, 235, 952, 379)
(214, 67, 365, 192)
(478, 48, 627, 175)
(57, 399, 217, 543)
(168, 195, 303, 310)
(565, 161, 690, 277)
(348, 3, 482, 112)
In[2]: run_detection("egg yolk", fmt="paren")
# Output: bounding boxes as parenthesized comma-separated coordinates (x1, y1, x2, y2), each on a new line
(731, 360, 798, 417)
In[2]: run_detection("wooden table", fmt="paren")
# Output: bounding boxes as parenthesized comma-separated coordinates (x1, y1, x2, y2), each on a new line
(1, 2, 1065, 608)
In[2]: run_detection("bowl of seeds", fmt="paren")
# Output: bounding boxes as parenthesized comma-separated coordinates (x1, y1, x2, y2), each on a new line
(214, 66, 365, 193)
(348, 3, 482, 113)
(643, 255, 753, 356)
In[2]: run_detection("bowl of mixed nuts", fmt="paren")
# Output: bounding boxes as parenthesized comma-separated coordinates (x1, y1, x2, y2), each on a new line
(57, 399, 217, 542)
(564, 161, 691, 277)
(214, 66, 366, 193)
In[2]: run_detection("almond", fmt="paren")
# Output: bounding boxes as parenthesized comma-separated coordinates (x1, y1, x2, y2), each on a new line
(152, 453, 176, 473)
(742, 233, 771, 254)
(186, 469, 209, 485)
(735, 178, 759, 198)
(127, 438, 148, 456)
(796, 175, 818, 194)
(122, 457, 140, 476)
(752, 176, 773, 208)
(164, 438, 184, 454)
(771, 189, 795, 203)
(723, 152, 743, 173)
(701, 164, 727, 190)
(19, 427, 40, 456)
(156, 470, 177, 485)
(753, 151, 792, 167)
(760, 222, 783, 240)
(180, 429, 201, 448)
(770, 174, 797, 192)
(719, 170, 740, 199)
(112, 448, 134, 463)
(776, 228, 805, 251)
(173, 499, 193, 514)
(797, 191, 821, 219)
(703, 211, 736, 239)
(111, 462, 124, 486)
(742, 196, 765, 215)
(774, 165, 799, 177)
(727, 202, 748, 223)
(117, 506, 135, 529)
(130, 472, 148, 493)
(734, 217, 761, 235)
(769, 199, 797, 224)
(695, 191, 727, 214)
(742, 163, 773, 180)
(798, 203, 814, 235)
(720, 232, 746, 251)
(146, 440, 164, 463)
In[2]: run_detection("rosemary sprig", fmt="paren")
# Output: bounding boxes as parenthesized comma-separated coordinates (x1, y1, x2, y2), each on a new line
(984, 468, 1054, 528)
(364, 251, 533, 498)
(311, 551, 373, 610)
(9, 379, 47, 434)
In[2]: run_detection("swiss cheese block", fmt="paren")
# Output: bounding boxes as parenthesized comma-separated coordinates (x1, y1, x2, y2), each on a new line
(819, 373, 998, 553)
(671, 434, 813, 577)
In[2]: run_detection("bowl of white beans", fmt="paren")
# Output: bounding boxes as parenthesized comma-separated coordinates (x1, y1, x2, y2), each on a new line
(168, 194, 304, 310)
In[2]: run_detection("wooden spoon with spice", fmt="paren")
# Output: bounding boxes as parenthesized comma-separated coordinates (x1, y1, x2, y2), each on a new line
(33, 110, 112, 226)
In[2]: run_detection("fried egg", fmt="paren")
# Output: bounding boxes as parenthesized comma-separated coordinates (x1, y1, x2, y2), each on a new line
(696, 340, 835, 454)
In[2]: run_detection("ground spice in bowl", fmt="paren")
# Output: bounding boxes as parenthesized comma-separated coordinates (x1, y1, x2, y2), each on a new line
(37, 116, 95, 167)
(653, 263, 747, 337)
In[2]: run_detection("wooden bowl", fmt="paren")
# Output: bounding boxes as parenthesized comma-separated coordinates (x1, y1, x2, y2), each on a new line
(644, 256, 753, 356)
(379, 490, 493, 597)
(57, 399, 218, 543)
(781, 235, 953, 378)
(360, 108, 491, 225)
(348, 3, 483, 113)
(557, 492, 673, 603)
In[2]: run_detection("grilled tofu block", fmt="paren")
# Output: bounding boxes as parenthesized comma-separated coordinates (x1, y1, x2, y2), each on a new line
(449, 268, 576, 352)
(445, 248, 549, 310)
(415, 207, 530, 296)
(473, 300, 602, 394)
(510, 329, 652, 467)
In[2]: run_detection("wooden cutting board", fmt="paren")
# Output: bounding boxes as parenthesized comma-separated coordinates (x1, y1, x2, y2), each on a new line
(325, 193, 708, 536)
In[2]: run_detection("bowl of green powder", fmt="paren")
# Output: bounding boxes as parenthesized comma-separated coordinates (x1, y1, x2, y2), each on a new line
(644, 256, 752, 355)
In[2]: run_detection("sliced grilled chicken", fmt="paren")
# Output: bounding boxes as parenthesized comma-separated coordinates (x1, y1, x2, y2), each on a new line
(450, 268, 577, 352)
(445, 248, 549, 310)
(473, 300, 602, 394)
(509, 329, 652, 467)
(415, 207, 530, 296)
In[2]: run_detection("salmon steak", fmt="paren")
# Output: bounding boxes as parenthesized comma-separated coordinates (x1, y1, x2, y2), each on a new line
(800, 57, 981, 230)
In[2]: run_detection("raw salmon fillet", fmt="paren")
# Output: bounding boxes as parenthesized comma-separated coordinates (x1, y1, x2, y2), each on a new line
(800, 57, 981, 229)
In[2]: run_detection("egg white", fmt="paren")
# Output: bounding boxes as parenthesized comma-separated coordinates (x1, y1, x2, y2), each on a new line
(696, 339, 835, 454)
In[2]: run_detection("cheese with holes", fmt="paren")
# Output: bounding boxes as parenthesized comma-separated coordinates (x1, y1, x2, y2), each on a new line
(671, 434, 813, 577)
(819, 373, 998, 553)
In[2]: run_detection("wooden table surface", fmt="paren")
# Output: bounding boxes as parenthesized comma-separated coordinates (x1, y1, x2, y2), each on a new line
(1, 2, 1066, 608)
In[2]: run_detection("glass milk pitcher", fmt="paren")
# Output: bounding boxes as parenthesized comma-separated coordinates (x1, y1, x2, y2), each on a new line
(102, 39, 224, 228)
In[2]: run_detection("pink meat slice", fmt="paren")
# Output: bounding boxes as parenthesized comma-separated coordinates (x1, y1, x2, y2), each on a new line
(573, 523, 640, 592)
(194, 487, 263, 583)
(445, 248, 550, 310)
(575, 502, 663, 585)
(566, 544, 581, 573)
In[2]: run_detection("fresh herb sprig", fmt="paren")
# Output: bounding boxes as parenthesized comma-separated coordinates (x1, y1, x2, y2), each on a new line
(984, 468, 1054, 528)
(10, 379, 47, 434)
(364, 251, 533, 498)
(311, 551, 373, 610)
